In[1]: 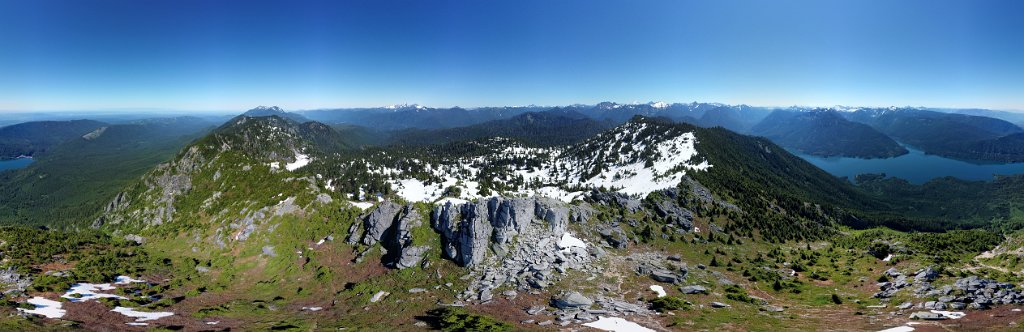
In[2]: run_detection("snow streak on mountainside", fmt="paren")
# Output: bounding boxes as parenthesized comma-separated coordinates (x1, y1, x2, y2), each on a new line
(346, 119, 711, 204)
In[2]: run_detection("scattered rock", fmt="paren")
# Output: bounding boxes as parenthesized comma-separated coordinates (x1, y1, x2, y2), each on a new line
(910, 311, 946, 320)
(710, 302, 731, 308)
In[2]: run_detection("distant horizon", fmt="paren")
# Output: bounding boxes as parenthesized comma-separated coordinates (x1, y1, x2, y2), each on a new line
(1, 100, 1023, 115)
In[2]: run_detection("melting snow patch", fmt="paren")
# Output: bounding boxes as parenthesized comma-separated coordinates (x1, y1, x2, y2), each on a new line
(285, 153, 310, 171)
(126, 322, 148, 326)
(370, 291, 389, 303)
(877, 326, 914, 332)
(17, 297, 65, 318)
(583, 316, 656, 332)
(557, 233, 586, 253)
(434, 197, 469, 206)
(882, 254, 894, 262)
(63, 283, 126, 302)
(931, 310, 966, 319)
(302, 306, 323, 311)
(350, 201, 375, 210)
(114, 275, 146, 284)
(112, 306, 174, 322)
(649, 285, 666, 297)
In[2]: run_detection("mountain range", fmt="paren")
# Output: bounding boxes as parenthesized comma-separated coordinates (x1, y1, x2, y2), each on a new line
(2, 105, 1024, 330)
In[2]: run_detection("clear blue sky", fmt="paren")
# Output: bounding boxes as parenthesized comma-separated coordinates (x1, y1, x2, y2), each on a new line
(1, 0, 1022, 112)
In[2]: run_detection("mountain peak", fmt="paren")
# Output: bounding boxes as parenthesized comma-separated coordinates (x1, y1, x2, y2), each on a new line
(649, 101, 669, 109)
(246, 105, 285, 114)
(242, 106, 310, 123)
(383, 103, 428, 110)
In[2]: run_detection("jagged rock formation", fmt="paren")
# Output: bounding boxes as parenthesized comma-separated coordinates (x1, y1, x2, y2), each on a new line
(348, 202, 432, 269)
(431, 197, 569, 267)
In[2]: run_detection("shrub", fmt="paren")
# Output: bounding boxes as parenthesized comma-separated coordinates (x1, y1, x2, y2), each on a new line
(650, 296, 690, 312)
(428, 307, 512, 332)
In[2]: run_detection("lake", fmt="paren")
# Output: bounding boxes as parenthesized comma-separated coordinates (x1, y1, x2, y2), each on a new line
(0, 157, 34, 172)
(792, 146, 1024, 184)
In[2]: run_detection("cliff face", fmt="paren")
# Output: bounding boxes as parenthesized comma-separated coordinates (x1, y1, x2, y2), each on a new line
(431, 196, 570, 267)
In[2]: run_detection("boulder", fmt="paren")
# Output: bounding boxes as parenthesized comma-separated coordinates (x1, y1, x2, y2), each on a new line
(553, 292, 593, 309)
(396, 246, 430, 269)
(680, 285, 708, 294)
(596, 223, 630, 249)
(914, 266, 939, 282)
(710, 302, 731, 308)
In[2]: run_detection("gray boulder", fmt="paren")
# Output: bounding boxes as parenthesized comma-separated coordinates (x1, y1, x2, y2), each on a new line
(596, 223, 629, 249)
(680, 285, 708, 294)
(396, 246, 430, 269)
(710, 302, 731, 308)
(553, 292, 593, 309)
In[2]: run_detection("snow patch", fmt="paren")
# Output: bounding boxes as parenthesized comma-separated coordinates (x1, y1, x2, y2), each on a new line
(649, 285, 666, 297)
(435, 197, 469, 206)
(931, 310, 966, 319)
(114, 275, 146, 284)
(583, 316, 656, 332)
(17, 297, 65, 318)
(63, 283, 126, 302)
(350, 201, 375, 210)
(285, 153, 310, 171)
(557, 232, 586, 253)
(877, 326, 914, 332)
(882, 254, 894, 262)
(112, 306, 174, 322)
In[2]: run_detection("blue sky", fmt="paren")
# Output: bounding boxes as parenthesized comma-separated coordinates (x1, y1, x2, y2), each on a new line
(1, 0, 1022, 112)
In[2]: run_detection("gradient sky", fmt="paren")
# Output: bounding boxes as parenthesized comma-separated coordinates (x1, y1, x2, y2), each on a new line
(1, 0, 1022, 112)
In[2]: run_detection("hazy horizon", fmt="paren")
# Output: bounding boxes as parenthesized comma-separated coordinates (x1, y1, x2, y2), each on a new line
(3, 101, 1024, 116)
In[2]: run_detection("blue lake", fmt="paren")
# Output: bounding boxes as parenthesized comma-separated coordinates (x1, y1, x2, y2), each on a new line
(0, 157, 34, 172)
(792, 146, 1024, 184)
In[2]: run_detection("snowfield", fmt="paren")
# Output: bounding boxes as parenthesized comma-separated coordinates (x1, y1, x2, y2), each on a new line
(583, 316, 656, 332)
(557, 232, 587, 253)
(343, 122, 710, 205)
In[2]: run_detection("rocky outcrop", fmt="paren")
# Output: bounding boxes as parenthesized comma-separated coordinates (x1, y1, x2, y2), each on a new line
(358, 202, 403, 246)
(348, 202, 431, 269)
(92, 146, 205, 228)
(586, 190, 642, 213)
(596, 223, 629, 248)
(431, 197, 569, 267)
